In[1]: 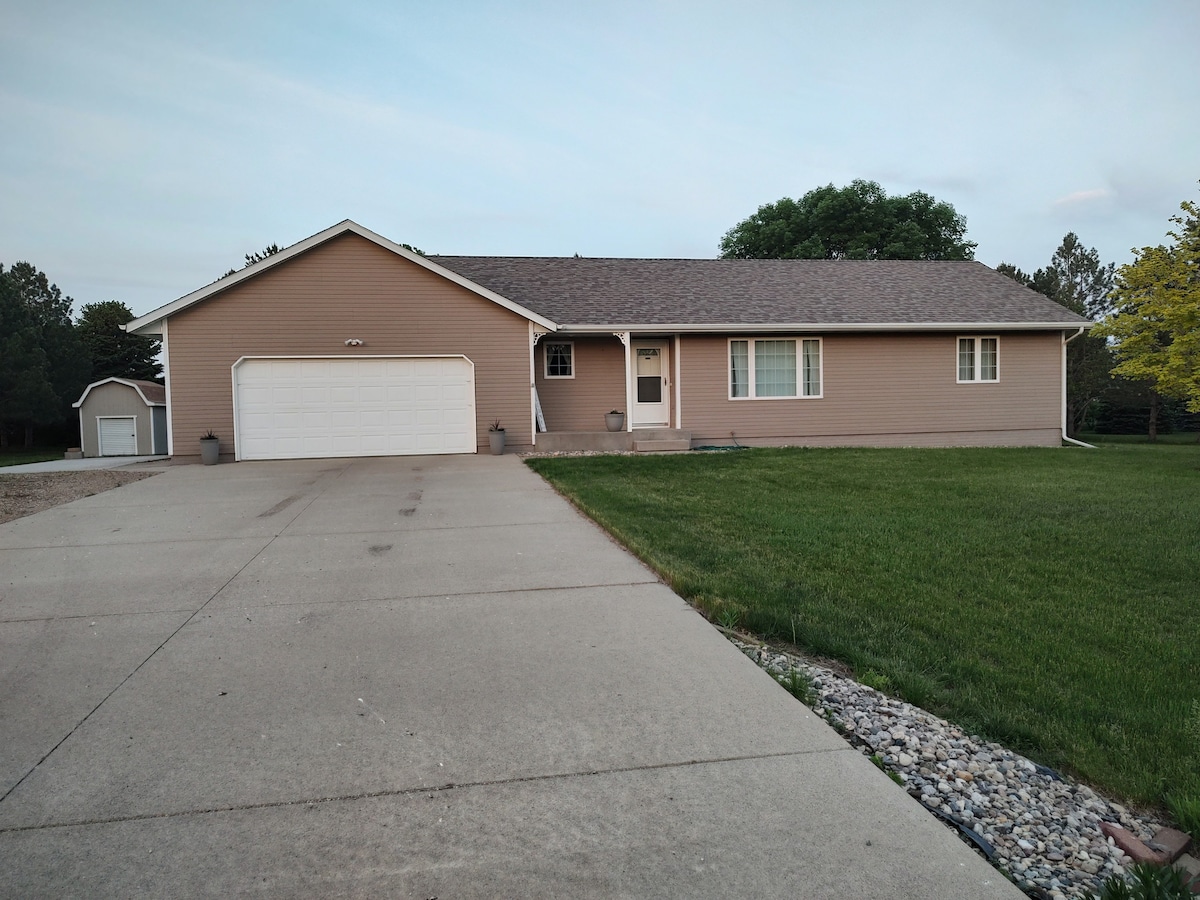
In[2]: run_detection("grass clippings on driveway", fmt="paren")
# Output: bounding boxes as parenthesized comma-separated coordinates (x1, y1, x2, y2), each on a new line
(527, 445, 1200, 813)
(0, 471, 155, 524)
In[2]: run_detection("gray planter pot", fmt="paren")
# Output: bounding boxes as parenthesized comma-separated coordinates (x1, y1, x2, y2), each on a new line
(489, 431, 506, 455)
(605, 413, 625, 432)
(200, 438, 220, 466)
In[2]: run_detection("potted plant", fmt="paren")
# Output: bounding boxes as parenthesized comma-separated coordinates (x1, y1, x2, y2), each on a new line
(488, 419, 506, 455)
(199, 430, 220, 466)
(605, 410, 625, 432)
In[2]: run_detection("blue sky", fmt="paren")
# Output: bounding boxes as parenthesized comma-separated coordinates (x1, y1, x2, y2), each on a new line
(2, 0, 1196, 317)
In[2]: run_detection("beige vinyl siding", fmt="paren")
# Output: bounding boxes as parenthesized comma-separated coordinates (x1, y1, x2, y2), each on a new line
(80, 383, 156, 456)
(534, 336, 626, 432)
(166, 233, 533, 459)
(680, 332, 1063, 447)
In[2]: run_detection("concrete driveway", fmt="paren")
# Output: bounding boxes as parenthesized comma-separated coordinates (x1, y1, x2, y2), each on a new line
(0, 455, 1018, 898)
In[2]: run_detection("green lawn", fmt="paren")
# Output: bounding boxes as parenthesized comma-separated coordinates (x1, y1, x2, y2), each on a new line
(0, 448, 62, 467)
(527, 446, 1200, 816)
(1082, 432, 1200, 445)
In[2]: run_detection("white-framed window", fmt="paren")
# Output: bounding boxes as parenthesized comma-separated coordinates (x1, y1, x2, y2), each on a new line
(543, 341, 574, 378)
(729, 338, 822, 399)
(957, 336, 999, 383)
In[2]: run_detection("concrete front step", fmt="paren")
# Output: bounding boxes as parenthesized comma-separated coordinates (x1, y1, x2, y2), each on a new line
(633, 439, 692, 453)
(534, 430, 692, 453)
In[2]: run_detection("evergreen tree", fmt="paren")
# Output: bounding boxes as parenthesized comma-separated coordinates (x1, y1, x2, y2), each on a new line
(77, 300, 162, 383)
(997, 234, 1115, 436)
(0, 262, 90, 447)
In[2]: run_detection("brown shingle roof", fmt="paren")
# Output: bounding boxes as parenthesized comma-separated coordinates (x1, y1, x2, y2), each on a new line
(430, 257, 1089, 329)
(125, 379, 166, 404)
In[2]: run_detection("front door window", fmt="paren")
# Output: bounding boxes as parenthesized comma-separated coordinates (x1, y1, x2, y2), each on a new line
(631, 342, 669, 426)
(637, 348, 661, 403)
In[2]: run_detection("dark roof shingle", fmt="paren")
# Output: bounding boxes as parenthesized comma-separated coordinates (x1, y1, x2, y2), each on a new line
(430, 257, 1089, 328)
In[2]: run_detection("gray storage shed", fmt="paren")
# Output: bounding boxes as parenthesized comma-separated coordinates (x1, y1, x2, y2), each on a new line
(74, 378, 167, 457)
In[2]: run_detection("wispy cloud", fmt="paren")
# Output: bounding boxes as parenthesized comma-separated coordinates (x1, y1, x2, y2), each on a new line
(1053, 188, 1112, 208)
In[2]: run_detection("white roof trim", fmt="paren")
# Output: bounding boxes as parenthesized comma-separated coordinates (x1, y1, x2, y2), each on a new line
(558, 321, 1094, 334)
(73, 377, 166, 408)
(124, 220, 560, 335)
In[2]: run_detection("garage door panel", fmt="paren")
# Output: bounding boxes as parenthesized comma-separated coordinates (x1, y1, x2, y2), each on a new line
(235, 357, 477, 460)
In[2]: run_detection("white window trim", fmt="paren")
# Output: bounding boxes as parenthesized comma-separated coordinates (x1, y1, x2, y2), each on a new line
(728, 337, 823, 400)
(956, 336, 1000, 383)
(543, 340, 575, 379)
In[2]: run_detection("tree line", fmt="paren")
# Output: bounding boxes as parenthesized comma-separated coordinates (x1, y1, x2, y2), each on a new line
(0, 241, 293, 451)
(0, 263, 161, 449)
(721, 180, 1200, 439)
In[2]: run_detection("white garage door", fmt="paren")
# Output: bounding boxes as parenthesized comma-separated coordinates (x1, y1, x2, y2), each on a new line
(98, 417, 137, 456)
(234, 356, 476, 461)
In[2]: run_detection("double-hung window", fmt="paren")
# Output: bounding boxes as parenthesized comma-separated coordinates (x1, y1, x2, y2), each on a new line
(730, 338, 822, 399)
(957, 337, 999, 383)
(544, 341, 574, 378)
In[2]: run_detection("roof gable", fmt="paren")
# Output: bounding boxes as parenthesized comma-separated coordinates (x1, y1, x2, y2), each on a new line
(124, 221, 558, 336)
(74, 377, 166, 408)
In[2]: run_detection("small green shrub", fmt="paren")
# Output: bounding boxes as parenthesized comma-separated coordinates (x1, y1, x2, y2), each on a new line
(1165, 793, 1200, 841)
(715, 606, 742, 630)
(859, 669, 893, 693)
(774, 668, 816, 706)
(1085, 862, 1193, 900)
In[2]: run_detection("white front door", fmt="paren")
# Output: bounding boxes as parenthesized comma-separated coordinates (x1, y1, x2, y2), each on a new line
(632, 341, 669, 427)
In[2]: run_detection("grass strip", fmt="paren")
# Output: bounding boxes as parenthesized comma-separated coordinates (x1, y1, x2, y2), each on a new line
(527, 445, 1200, 812)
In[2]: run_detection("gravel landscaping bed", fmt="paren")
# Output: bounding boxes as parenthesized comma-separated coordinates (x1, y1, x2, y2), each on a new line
(731, 635, 1169, 900)
(0, 471, 156, 524)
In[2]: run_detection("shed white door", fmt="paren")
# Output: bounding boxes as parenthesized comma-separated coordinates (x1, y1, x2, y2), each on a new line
(98, 417, 137, 456)
(234, 357, 476, 461)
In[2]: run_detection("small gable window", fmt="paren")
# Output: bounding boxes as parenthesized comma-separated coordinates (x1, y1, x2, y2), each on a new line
(544, 342, 574, 379)
(957, 337, 999, 383)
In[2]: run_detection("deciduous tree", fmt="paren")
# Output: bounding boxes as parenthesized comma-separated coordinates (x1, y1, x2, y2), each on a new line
(719, 180, 976, 261)
(1094, 196, 1200, 439)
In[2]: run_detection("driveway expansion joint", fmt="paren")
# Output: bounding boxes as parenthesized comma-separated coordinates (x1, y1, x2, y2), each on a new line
(0, 466, 351, 806)
(0, 746, 851, 834)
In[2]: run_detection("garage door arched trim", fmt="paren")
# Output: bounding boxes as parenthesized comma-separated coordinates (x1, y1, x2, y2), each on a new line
(231, 355, 477, 461)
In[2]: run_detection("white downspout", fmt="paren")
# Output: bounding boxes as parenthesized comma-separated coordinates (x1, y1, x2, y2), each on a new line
(160, 318, 174, 457)
(1062, 326, 1095, 448)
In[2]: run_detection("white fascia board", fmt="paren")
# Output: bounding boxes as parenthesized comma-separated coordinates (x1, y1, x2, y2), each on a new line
(124, 220, 560, 335)
(72, 377, 164, 408)
(558, 321, 1093, 334)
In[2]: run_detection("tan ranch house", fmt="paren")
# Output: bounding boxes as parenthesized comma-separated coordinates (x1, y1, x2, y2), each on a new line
(124, 220, 1091, 462)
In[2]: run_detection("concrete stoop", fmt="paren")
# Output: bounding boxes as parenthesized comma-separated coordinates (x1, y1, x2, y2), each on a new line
(633, 438, 692, 453)
(534, 429, 692, 453)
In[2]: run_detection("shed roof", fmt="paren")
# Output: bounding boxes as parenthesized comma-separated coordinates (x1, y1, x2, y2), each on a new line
(430, 256, 1090, 332)
(73, 378, 166, 408)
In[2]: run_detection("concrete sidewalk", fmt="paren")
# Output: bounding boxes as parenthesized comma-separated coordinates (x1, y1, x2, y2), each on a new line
(0, 454, 168, 473)
(0, 455, 1019, 897)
